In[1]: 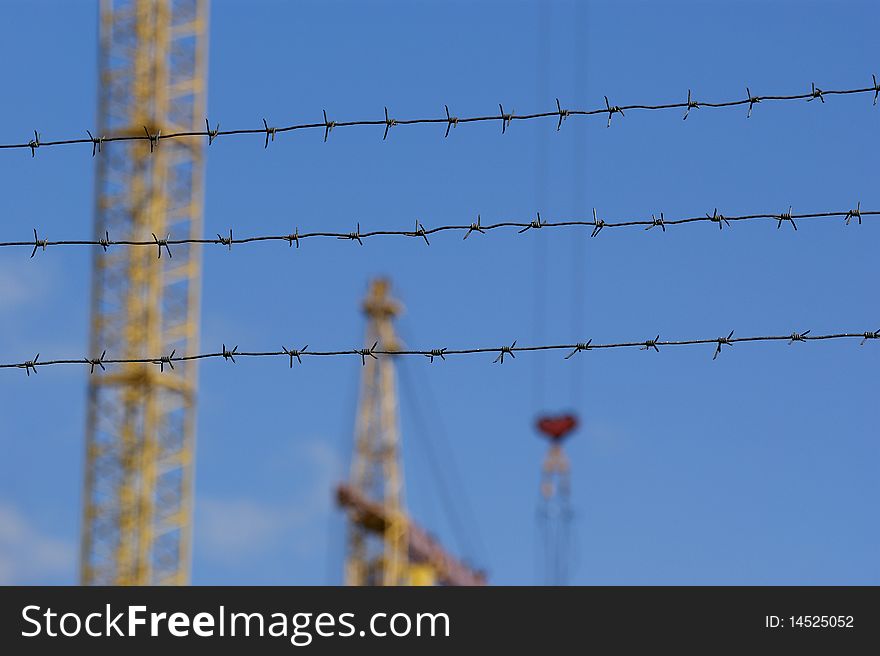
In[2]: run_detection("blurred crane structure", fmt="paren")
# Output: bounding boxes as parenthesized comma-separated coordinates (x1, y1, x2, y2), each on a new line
(338, 279, 486, 586)
(536, 415, 576, 585)
(80, 0, 208, 585)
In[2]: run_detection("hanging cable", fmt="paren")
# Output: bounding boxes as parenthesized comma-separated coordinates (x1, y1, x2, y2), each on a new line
(532, 0, 551, 411)
(327, 348, 363, 584)
(570, 0, 589, 411)
(397, 320, 488, 570)
(532, 2, 578, 587)
(533, 1, 551, 585)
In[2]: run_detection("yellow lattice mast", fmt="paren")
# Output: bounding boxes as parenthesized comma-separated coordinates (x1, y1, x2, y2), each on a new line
(344, 279, 410, 586)
(339, 279, 486, 586)
(80, 0, 208, 585)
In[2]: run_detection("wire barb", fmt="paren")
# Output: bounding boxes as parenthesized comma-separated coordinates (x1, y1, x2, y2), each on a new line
(86, 130, 103, 156)
(339, 223, 363, 245)
(564, 340, 592, 359)
(285, 228, 300, 248)
(604, 96, 623, 127)
(217, 228, 233, 251)
(646, 212, 666, 232)
(206, 118, 220, 145)
(707, 208, 730, 230)
(444, 105, 458, 138)
(262, 118, 276, 148)
(861, 330, 880, 346)
(518, 212, 544, 234)
(20, 354, 39, 376)
(143, 126, 160, 152)
(425, 348, 447, 363)
(555, 98, 570, 131)
(152, 234, 171, 259)
(499, 104, 513, 134)
(641, 335, 661, 352)
(30, 228, 48, 258)
(713, 330, 735, 360)
(282, 344, 308, 367)
(155, 349, 176, 372)
(356, 341, 379, 365)
(493, 341, 517, 364)
(28, 130, 40, 157)
(463, 214, 484, 240)
(591, 208, 605, 237)
(383, 107, 396, 140)
(86, 350, 107, 374)
(788, 329, 811, 344)
(845, 202, 861, 226)
(873, 74, 879, 106)
(322, 110, 335, 143)
(151, 233, 172, 258)
(807, 82, 825, 103)
(411, 220, 430, 245)
(776, 206, 797, 231)
(98, 230, 111, 252)
(221, 343, 238, 363)
(746, 86, 760, 118)
(683, 89, 699, 120)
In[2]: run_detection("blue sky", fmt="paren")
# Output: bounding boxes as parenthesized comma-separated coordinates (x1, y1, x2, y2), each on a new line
(1, 0, 878, 585)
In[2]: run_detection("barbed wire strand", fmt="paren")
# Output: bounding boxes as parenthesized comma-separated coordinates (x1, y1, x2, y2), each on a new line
(3, 79, 878, 154)
(4, 331, 877, 375)
(2, 206, 873, 256)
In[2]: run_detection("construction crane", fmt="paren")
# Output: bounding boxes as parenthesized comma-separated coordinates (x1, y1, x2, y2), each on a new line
(338, 279, 486, 586)
(80, 0, 208, 585)
(530, 1, 586, 587)
(536, 414, 576, 585)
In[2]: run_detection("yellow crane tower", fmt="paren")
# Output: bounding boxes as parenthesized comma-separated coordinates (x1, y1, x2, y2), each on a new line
(338, 279, 486, 586)
(80, 0, 208, 585)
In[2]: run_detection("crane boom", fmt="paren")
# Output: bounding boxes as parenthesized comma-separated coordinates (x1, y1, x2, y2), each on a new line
(337, 484, 486, 586)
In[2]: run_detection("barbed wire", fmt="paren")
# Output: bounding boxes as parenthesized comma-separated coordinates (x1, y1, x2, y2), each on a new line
(3, 78, 878, 155)
(2, 205, 874, 257)
(3, 330, 877, 375)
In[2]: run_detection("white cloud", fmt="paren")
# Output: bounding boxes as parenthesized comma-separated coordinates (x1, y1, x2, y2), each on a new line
(197, 498, 284, 561)
(195, 438, 343, 564)
(290, 439, 345, 521)
(0, 502, 75, 584)
(0, 259, 49, 308)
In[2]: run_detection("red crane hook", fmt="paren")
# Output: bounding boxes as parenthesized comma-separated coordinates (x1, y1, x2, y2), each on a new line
(536, 414, 578, 442)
